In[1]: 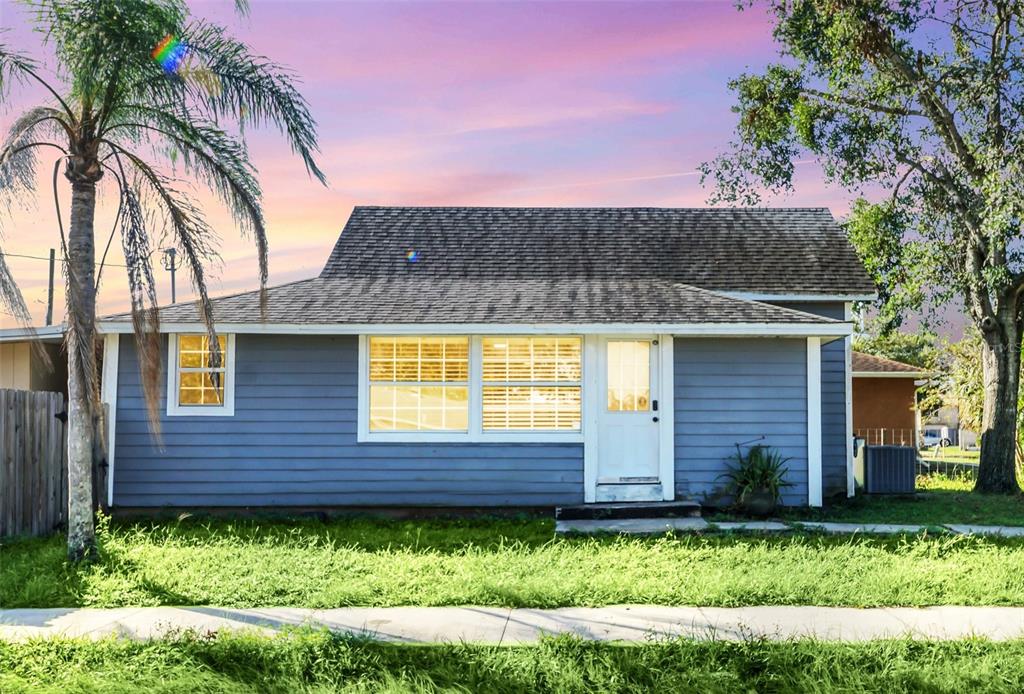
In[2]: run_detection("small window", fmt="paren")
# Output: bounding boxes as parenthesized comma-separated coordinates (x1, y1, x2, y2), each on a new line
(167, 334, 236, 416)
(481, 337, 582, 431)
(369, 336, 469, 431)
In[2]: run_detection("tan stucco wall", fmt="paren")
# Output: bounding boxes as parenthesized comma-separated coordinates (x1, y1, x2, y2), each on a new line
(0, 341, 65, 393)
(0, 342, 31, 389)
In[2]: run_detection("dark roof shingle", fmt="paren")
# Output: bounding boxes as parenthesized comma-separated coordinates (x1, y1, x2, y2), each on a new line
(104, 206, 870, 326)
(321, 206, 875, 295)
(129, 277, 838, 325)
(852, 351, 928, 375)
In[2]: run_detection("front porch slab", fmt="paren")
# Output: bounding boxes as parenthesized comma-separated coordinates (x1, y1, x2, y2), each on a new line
(555, 517, 709, 535)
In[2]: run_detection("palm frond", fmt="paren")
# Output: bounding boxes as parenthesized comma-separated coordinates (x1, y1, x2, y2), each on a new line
(168, 20, 325, 184)
(0, 38, 75, 119)
(119, 179, 163, 436)
(109, 142, 223, 373)
(105, 107, 268, 312)
(0, 106, 70, 234)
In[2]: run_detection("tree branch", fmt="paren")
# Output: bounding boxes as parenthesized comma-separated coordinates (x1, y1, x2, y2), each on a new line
(801, 87, 925, 118)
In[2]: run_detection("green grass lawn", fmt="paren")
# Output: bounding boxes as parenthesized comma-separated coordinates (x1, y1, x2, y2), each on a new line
(3, 630, 1024, 693)
(3, 509, 1024, 609)
(919, 446, 980, 460)
(773, 474, 1024, 527)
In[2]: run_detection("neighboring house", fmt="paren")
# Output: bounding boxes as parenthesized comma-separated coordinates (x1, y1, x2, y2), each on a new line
(97, 206, 874, 510)
(851, 351, 929, 447)
(0, 325, 67, 394)
(923, 404, 979, 449)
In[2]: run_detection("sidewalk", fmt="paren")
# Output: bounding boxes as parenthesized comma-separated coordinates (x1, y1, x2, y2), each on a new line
(555, 518, 1024, 536)
(3, 605, 1024, 643)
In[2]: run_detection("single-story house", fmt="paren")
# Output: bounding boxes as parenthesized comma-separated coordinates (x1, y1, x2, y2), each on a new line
(97, 206, 875, 510)
(0, 325, 67, 394)
(851, 351, 929, 447)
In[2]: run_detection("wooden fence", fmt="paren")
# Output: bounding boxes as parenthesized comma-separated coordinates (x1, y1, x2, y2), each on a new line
(0, 389, 68, 538)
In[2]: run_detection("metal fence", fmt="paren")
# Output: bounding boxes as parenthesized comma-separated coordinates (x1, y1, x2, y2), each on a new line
(855, 428, 917, 447)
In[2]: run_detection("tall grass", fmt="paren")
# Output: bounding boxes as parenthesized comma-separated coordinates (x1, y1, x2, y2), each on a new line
(2, 630, 1024, 693)
(3, 516, 1023, 609)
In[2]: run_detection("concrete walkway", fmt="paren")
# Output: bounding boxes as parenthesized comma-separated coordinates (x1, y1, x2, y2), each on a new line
(555, 517, 1024, 536)
(3, 606, 1024, 643)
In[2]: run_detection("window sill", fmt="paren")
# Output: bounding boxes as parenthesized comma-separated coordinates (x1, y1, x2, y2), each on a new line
(167, 405, 236, 417)
(357, 431, 584, 444)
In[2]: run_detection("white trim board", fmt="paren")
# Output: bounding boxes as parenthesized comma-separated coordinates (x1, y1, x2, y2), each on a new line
(806, 337, 823, 507)
(100, 334, 119, 508)
(166, 333, 237, 417)
(844, 302, 854, 499)
(851, 371, 930, 379)
(657, 334, 675, 501)
(99, 321, 854, 338)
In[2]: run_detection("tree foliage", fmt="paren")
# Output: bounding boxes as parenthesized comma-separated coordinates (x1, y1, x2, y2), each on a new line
(0, 0, 324, 425)
(702, 0, 1024, 492)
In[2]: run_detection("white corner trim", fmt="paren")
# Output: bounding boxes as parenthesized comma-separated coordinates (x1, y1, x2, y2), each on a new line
(166, 333, 237, 417)
(582, 335, 599, 503)
(844, 303, 855, 498)
(807, 336, 823, 507)
(658, 334, 675, 501)
(100, 333, 119, 508)
(98, 321, 854, 338)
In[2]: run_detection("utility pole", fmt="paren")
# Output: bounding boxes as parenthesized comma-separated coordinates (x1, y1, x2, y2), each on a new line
(45, 248, 55, 326)
(161, 247, 178, 304)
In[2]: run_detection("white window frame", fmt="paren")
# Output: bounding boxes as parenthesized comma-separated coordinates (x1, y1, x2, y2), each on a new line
(358, 334, 584, 443)
(167, 333, 237, 417)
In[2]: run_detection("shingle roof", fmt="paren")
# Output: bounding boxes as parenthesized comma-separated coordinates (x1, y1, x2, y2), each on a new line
(852, 351, 928, 375)
(113, 277, 838, 325)
(321, 206, 875, 295)
(103, 206, 870, 327)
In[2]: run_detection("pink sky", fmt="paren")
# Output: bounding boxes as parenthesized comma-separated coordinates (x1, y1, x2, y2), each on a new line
(0, 0, 857, 328)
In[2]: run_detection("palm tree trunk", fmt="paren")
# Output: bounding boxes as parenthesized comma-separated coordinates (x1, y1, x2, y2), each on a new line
(66, 179, 97, 561)
(976, 314, 1023, 494)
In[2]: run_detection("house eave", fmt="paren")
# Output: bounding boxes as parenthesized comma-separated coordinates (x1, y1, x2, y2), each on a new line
(97, 320, 853, 338)
(721, 292, 878, 303)
(852, 370, 930, 379)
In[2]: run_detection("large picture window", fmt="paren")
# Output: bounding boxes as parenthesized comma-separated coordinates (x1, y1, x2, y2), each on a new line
(482, 337, 582, 431)
(167, 333, 236, 416)
(361, 334, 583, 441)
(368, 336, 469, 431)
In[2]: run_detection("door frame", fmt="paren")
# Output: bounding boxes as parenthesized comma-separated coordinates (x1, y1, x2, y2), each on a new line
(583, 334, 674, 503)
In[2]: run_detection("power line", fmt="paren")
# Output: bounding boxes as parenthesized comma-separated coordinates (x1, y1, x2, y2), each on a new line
(0, 251, 130, 268)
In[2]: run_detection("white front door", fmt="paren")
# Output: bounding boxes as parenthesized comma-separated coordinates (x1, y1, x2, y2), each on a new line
(596, 337, 662, 501)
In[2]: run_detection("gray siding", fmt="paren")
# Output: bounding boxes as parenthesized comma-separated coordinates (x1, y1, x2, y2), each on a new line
(113, 334, 583, 507)
(674, 338, 809, 506)
(772, 301, 850, 498)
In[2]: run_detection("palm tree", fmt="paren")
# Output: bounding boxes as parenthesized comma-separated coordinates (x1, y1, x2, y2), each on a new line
(0, 0, 324, 560)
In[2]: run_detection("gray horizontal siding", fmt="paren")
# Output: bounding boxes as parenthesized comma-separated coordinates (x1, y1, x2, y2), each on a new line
(674, 338, 808, 506)
(113, 334, 583, 507)
(773, 301, 850, 498)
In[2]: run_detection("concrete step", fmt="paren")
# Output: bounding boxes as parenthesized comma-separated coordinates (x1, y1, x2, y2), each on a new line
(555, 500, 702, 521)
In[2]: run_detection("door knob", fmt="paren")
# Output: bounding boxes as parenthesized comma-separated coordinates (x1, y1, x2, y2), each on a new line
(653, 416, 659, 422)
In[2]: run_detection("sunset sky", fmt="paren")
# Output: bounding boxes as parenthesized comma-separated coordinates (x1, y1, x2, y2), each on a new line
(0, 0, 862, 329)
